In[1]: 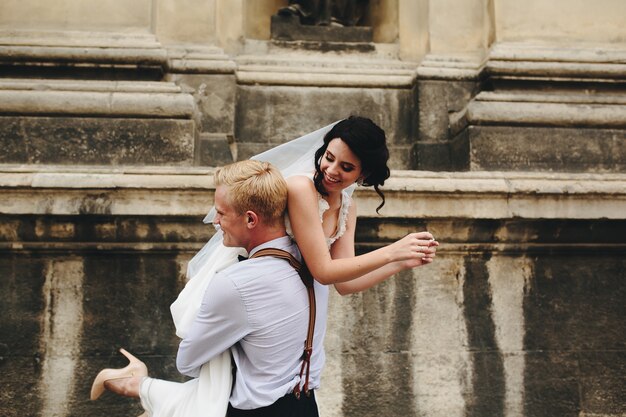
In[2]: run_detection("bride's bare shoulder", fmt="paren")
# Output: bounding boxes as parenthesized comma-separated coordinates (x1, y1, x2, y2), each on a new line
(286, 175, 315, 191)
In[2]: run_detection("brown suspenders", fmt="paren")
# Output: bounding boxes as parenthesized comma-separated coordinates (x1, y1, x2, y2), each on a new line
(249, 248, 316, 398)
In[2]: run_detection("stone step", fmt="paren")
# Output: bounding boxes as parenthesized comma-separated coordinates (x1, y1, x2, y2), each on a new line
(0, 76, 194, 120)
(415, 43, 626, 172)
(0, 81, 194, 118)
(488, 41, 626, 79)
(455, 90, 626, 172)
(468, 91, 626, 128)
(0, 34, 238, 166)
(235, 53, 416, 87)
(0, 30, 166, 66)
(0, 79, 197, 165)
(0, 78, 182, 93)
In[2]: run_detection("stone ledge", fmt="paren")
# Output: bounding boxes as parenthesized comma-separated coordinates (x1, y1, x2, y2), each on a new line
(236, 55, 416, 88)
(0, 45, 167, 65)
(0, 30, 163, 48)
(1, 167, 625, 220)
(467, 92, 626, 128)
(416, 53, 485, 81)
(0, 165, 216, 188)
(237, 69, 414, 88)
(0, 31, 238, 74)
(0, 79, 195, 118)
(0, 241, 206, 252)
(3, 241, 624, 254)
(475, 91, 626, 105)
(0, 30, 166, 67)
(487, 41, 626, 79)
(417, 42, 626, 82)
(0, 78, 182, 93)
(166, 45, 236, 74)
(270, 14, 373, 43)
(489, 41, 626, 63)
(487, 61, 626, 80)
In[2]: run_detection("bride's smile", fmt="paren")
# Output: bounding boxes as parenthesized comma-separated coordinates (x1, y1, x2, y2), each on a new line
(320, 138, 362, 192)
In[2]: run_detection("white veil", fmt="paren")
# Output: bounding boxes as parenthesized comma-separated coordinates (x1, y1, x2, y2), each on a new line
(171, 120, 340, 338)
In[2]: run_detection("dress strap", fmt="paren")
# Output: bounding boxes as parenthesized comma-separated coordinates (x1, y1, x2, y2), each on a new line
(249, 248, 315, 398)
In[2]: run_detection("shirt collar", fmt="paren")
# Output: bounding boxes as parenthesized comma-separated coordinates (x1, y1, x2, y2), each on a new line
(248, 236, 293, 257)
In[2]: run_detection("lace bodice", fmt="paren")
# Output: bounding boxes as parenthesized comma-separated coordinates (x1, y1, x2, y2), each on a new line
(285, 185, 352, 249)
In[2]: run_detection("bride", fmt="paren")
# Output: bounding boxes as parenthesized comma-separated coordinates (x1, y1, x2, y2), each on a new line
(90, 116, 438, 416)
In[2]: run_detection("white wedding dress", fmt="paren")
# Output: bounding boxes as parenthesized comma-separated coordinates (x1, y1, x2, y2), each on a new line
(138, 121, 347, 417)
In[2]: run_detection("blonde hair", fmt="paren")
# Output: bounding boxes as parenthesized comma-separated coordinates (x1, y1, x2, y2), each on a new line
(214, 160, 288, 224)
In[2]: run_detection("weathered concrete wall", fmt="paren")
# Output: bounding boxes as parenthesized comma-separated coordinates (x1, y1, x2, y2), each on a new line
(5, 240, 622, 417)
(323, 248, 626, 417)
(1, 168, 624, 417)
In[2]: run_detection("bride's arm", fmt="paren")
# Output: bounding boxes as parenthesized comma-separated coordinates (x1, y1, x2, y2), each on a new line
(287, 176, 433, 285)
(330, 200, 437, 295)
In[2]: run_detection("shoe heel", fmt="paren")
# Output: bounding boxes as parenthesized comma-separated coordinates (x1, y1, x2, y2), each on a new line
(90, 348, 147, 400)
(90, 369, 108, 400)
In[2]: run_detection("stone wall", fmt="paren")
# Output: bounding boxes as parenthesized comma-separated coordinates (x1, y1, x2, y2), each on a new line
(1, 168, 625, 417)
(0, 1, 625, 416)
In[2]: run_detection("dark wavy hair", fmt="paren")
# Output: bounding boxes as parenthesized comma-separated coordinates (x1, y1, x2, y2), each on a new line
(313, 116, 390, 213)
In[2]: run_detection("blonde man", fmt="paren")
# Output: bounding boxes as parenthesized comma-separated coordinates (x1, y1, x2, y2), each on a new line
(177, 160, 320, 416)
(210, 160, 288, 249)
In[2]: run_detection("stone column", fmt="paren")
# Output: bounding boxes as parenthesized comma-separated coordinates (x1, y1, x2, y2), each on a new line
(428, 0, 494, 55)
(154, 0, 217, 44)
(413, 0, 493, 170)
(398, 0, 429, 62)
(495, 0, 626, 43)
(216, 0, 245, 54)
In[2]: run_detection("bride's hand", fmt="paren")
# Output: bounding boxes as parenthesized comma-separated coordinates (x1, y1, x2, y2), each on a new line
(390, 232, 439, 267)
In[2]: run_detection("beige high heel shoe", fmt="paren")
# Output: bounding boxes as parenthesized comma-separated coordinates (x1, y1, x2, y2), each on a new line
(90, 348, 148, 400)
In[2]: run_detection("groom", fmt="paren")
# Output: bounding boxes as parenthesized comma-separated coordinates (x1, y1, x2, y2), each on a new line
(176, 160, 321, 416)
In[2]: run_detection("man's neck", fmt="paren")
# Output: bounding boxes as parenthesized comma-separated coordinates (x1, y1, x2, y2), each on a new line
(245, 227, 288, 253)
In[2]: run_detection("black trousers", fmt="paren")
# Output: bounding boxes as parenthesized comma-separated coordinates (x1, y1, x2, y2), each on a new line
(227, 391, 319, 417)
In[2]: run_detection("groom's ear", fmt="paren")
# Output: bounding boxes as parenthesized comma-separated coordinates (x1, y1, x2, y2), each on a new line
(245, 211, 259, 229)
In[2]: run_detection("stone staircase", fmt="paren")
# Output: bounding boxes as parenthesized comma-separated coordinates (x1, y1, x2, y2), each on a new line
(0, 30, 235, 167)
(416, 42, 626, 172)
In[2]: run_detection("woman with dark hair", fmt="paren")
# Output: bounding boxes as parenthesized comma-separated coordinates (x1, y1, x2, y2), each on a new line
(286, 116, 437, 295)
(90, 116, 438, 417)
(313, 116, 389, 212)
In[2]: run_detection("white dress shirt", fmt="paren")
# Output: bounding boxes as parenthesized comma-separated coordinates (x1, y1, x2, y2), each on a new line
(176, 236, 329, 410)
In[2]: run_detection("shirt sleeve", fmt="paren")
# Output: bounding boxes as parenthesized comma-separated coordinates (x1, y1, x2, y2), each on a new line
(176, 270, 249, 377)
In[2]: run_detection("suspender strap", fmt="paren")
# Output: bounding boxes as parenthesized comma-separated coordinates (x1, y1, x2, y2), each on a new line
(249, 248, 316, 398)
